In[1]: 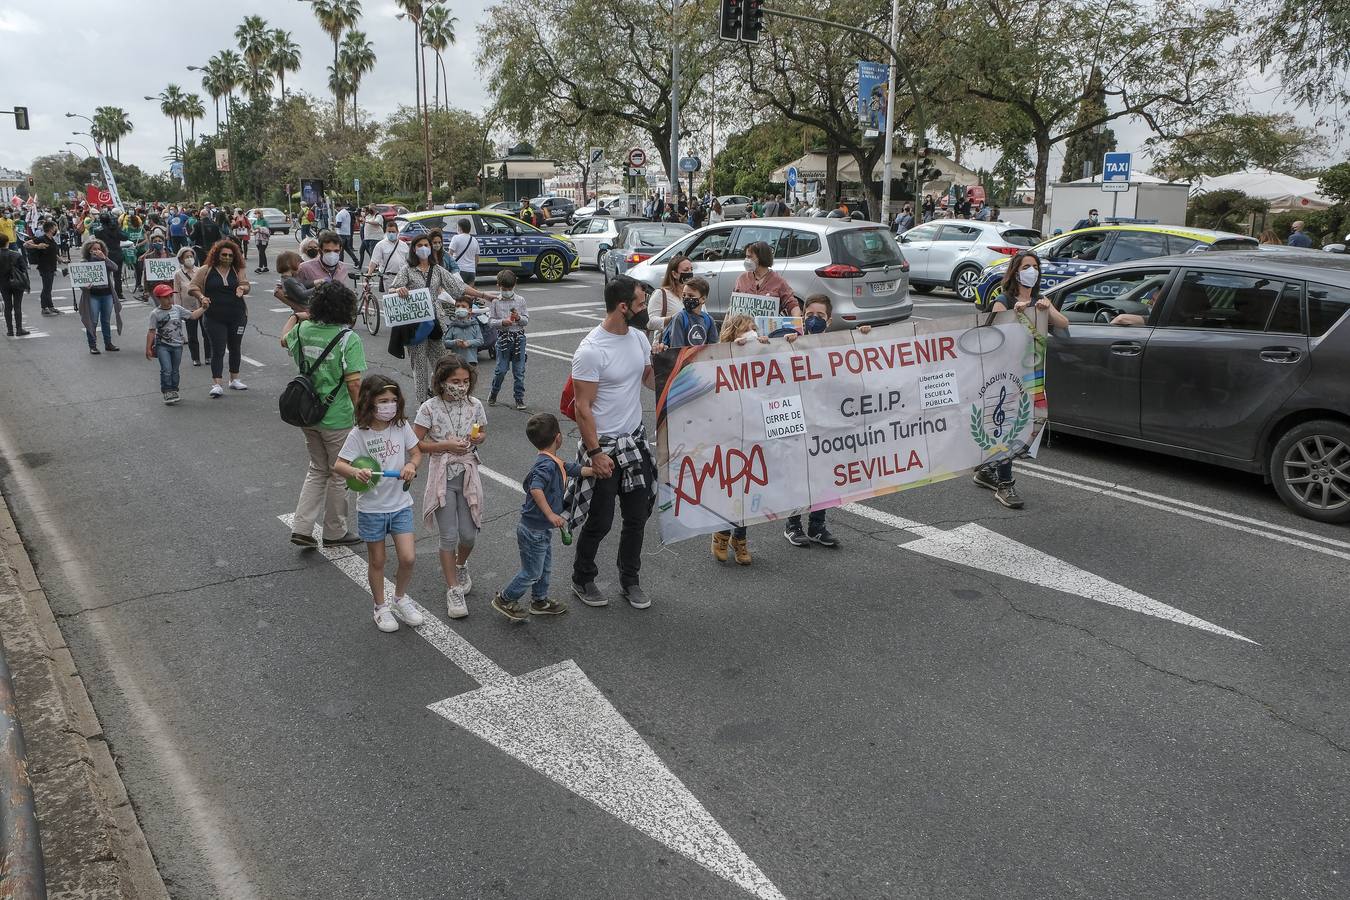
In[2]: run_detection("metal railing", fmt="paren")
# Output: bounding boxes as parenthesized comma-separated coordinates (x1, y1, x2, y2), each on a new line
(0, 635, 45, 898)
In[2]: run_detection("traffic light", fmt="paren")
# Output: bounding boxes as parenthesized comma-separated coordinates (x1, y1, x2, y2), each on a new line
(719, 0, 743, 42)
(741, 0, 764, 42)
(27, 176, 34, 188)
(14, 107, 29, 130)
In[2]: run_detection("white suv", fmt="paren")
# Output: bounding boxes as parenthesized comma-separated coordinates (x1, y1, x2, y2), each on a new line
(899, 219, 1041, 301)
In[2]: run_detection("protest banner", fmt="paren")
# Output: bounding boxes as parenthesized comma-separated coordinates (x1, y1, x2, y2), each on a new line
(728, 292, 781, 319)
(381, 288, 435, 327)
(144, 257, 179, 284)
(655, 311, 1048, 542)
(69, 262, 109, 289)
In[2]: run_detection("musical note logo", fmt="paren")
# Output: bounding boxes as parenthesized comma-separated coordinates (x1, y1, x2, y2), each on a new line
(991, 385, 1008, 438)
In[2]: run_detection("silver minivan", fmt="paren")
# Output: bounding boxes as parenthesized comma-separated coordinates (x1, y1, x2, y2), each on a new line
(627, 218, 912, 328)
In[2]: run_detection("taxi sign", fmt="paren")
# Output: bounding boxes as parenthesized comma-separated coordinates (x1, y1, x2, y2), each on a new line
(1102, 152, 1131, 192)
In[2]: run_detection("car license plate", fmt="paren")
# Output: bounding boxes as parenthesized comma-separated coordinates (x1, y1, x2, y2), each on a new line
(871, 279, 898, 294)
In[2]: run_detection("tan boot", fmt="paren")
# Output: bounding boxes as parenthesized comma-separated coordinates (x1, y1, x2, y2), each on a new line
(731, 537, 752, 565)
(711, 532, 730, 562)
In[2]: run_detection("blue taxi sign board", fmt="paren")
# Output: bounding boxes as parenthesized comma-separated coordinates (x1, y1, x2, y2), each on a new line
(786, 166, 799, 190)
(1102, 152, 1131, 192)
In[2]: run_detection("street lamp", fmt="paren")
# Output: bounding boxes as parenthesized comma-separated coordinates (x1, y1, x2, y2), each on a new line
(65, 141, 92, 157)
(65, 112, 93, 126)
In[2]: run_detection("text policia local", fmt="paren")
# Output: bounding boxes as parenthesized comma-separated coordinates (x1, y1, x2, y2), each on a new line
(712, 336, 959, 394)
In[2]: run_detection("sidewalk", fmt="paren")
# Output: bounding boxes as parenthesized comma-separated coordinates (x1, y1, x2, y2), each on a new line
(0, 494, 166, 899)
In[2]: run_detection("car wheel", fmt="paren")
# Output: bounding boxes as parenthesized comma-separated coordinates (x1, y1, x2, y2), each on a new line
(953, 265, 983, 302)
(1270, 419, 1350, 523)
(596, 252, 606, 272)
(535, 250, 567, 283)
(910, 283, 934, 294)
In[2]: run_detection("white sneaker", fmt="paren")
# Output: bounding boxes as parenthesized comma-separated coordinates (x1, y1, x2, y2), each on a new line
(229, 379, 248, 390)
(373, 601, 399, 632)
(209, 384, 224, 398)
(456, 566, 473, 595)
(392, 595, 425, 627)
(445, 587, 469, 619)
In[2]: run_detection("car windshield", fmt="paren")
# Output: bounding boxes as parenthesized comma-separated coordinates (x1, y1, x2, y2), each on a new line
(829, 227, 905, 269)
(1000, 228, 1041, 247)
(627, 225, 689, 247)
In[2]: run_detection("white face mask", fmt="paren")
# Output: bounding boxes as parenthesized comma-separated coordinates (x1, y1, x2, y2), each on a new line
(1017, 267, 1040, 288)
(374, 401, 398, 422)
(743, 258, 757, 273)
(321, 251, 340, 266)
(415, 245, 432, 260)
(385, 232, 397, 242)
(499, 290, 515, 301)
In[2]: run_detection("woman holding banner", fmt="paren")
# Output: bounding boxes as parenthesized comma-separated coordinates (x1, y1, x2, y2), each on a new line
(733, 241, 800, 316)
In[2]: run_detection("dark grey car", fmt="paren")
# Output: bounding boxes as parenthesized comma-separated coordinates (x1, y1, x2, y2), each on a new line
(1043, 252, 1350, 522)
(600, 222, 692, 282)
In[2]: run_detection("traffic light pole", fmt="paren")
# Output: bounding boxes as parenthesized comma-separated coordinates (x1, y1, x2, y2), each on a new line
(759, 4, 926, 219)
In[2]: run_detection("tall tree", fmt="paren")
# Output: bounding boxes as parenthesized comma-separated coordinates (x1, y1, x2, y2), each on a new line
(1147, 112, 1330, 181)
(212, 50, 246, 129)
(340, 30, 377, 129)
(1058, 68, 1117, 182)
(156, 85, 189, 156)
(268, 29, 302, 100)
(236, 14, 273, 100)
(421, 4, 457, 114)
(1256, 0, 1350, 112)
(312, 0, 363, 122)
(180, 95, 206, 144)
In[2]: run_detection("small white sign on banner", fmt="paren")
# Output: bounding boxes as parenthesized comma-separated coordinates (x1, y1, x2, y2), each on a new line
(69, 262, 109, 289)
(920, 369, 960, 409)
(762, 396, 806, 440)
(728, 292, 781, 319)
(145, 257, 180, 284)
(754, 315, 803, 336)
(381, 287, 436, 327)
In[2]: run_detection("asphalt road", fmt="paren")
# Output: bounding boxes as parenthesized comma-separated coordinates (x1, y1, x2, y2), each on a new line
(1, 232, 1347, 900)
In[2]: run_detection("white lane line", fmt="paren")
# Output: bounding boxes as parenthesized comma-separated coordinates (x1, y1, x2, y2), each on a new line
(526, 345, 579, 363)
(269, 307, 292, 312)
(479, 464, 525, 494)
(8, 331, 49, 338)
(1018, 464, 1350, 562)
(528, 301, 604, 311)
(526, 327, 596, 339)
(240, 355, 266, 368)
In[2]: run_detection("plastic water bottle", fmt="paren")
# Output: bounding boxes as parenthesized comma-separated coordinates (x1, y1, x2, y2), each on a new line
(560, 526, 573, 546)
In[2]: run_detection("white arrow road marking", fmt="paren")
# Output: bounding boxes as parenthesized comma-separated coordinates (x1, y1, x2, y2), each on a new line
(276, 512, 785, 899)
(842, 503, 1256, 644)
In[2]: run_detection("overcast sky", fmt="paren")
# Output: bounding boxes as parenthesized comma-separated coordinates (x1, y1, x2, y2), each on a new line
(3, 2, 1339, 181)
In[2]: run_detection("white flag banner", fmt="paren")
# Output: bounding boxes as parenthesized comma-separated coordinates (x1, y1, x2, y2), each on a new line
(655, 311, 1049, 542)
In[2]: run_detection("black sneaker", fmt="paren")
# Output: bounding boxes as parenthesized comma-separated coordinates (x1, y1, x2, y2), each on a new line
(572, 581, 607, 607)
(514, 400, 527, 410)
(488, 395, 498, 407)
(290, 532, 318, 548)
(324, 533, 364, 547)
(14, 329, 29, 337)
(105, 344, 120, 351)
(995, 482, 1025, 509)
(972, 468, 999, 491)
(784, 524, 810, 547)
(492, 592, 527, 622)
(808, 528, 840, 548)
(529, 597, 568, 616)
(621, 584, 650, 610)
(89, 346, 101, 355)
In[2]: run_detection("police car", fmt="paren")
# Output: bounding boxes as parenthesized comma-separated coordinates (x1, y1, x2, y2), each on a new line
(397, 209, 580, 282)
(972, 224, 1259, 308)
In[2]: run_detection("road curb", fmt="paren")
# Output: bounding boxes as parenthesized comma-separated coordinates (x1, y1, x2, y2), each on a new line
(0, 492, 168, 899)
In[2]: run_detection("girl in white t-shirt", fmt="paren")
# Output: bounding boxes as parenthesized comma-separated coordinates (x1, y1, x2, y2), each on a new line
(335, 375, 425, 633)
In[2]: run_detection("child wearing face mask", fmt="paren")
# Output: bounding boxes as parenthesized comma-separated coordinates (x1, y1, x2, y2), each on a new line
(173, 247, 210, 366)
(443, 296, 484, 365)
(488, 269, 529, 409)
(335, 375, 425, 633)
(413, 355, 487, 618)
(653, 275, 718, 351)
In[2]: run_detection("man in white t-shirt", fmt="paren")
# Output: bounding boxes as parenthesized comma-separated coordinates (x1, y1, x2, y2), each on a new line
(567, 276, 657, 610)
(366, 217, 409, 289)
(333, 203, 359, 266)
(446, 217, 479, 282)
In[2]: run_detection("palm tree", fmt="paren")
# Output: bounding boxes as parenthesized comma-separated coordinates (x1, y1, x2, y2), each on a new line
(235, 15, 273, 100)
(201, 53, 232, 131)
(243, 66, 274, 102)
(312, 0, 363, 121)
(180, 95, 205, 143)
(110, 108, 132, 160)
(421, 4, 457, 114)
(268, 29, 302, 100)
(339, 30, 376, 129)
(156, 85, 189, 156)
(91, 108, 115, 158)
(216, 49, 246, 128)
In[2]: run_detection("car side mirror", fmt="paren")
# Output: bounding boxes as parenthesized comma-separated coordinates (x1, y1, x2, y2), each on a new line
(599, 243, 611, 253)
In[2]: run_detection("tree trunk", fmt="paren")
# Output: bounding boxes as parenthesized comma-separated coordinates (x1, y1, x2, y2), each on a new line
(1031, 130, 1051, 233)
(213, 97, 220, 133)
(334, 36, 342, 123)
(280, 71, 286, 101)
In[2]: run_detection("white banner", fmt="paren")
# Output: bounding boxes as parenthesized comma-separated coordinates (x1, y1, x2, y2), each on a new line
(381, 288, 435, 327)
(95, 147, 124, 212)
(68, 261, 109, 289)
(144, 257, 179, 283)
(656, 311, 1049, 542)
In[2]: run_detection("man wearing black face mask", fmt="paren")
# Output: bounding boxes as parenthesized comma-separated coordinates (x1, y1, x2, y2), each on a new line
(565, 276, 659, 610)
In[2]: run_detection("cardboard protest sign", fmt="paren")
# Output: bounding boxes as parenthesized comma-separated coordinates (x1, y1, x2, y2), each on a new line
(727, 292, 781, 318)
(69, 262, 109, 289)
(144, 257, 179, 283)
(381, 288, 435, 327)
(655, 311, 1049, 542)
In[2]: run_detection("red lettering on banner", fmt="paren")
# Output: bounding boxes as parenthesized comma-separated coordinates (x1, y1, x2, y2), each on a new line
(674, 445, 769, 514)
(714, 359, 787, 393)
(832, 449, 926, 486)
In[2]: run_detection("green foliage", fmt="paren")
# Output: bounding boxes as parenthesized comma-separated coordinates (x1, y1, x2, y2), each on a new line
(1256, 0, 1350, 112)
(710, 121, 804, 198)
(1149, 113, 1330, 181)
(378, 106, 489, 198)
(1271, 209, 1350, 246)
(1318, 163, 1350, 205)
(1185, 189, 1268, 231)
(1058, 70, 1117, 182)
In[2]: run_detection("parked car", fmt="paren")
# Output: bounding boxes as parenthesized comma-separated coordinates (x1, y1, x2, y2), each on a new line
(372, 203, 410, 219)
(531, 197, 576, 225)
(443, 202, 480, 211)
(899, 220, 1041, 300)
(398, 209, 580, 282)
(973, 223, 1260, 308)
(564, 216, 647, 269)
(246, 207, 290, 234)
(717, 195, 753, 220)
(627, 218, 912, 328)
(1042, 252, 1350, 522)
(601, 222, 693, 282)
(485, 201, 519, 215)
(572, 194, 643, 221)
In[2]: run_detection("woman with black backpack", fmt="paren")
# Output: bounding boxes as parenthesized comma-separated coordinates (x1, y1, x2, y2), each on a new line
(0, 233, 30, 336)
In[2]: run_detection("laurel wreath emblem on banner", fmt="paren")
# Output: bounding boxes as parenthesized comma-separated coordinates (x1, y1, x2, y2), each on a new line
(970, 392, 1031, 452)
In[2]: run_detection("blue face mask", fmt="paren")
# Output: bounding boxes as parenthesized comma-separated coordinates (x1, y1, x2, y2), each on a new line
(804, 314, 828, 334)
(385, 232, 397, 242)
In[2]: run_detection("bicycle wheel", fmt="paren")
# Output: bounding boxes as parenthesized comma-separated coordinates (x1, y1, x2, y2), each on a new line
(363, 292, 381, 335)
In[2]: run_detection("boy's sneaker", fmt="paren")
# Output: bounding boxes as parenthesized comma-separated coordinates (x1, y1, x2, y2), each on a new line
(529, 597, 567, 616)
(229, 379, 248, 391)
(209, 384, 224, 398)
(784, 524, 810, 547)
(621, 584, 650, 610)
(972, 468, 999, 491)
(373, 601, 399, 633)
(572, 581, 607, 607)
(995, 481, 1025, 509)
(445, 588, 469, 619)
(391, 595, 425, 627)
(808, 528, 840, 548)
(514, 400, 527, 410)
(162, 391, 173, 405)
(487, 395, 498, 407)
(89, 346, 101, 355)
(166, 390, 181, 404)
(456, 566, 473, 595)
(492, 592, 527, 622)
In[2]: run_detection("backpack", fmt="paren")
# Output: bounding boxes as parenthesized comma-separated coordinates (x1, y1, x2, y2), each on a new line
(4, 251, 29, 293)
(559, 375, 576, 420)
(278, 325, 351, 427)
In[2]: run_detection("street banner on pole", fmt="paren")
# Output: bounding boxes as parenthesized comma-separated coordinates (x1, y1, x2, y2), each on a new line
(215, 149, 232, 173)
(381, 288, 435, 327)
(857, 61, 889, 130)
(69, 262, 110, 289)
(655, 311, 1049, 542)
(94, 148, 124, 211)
